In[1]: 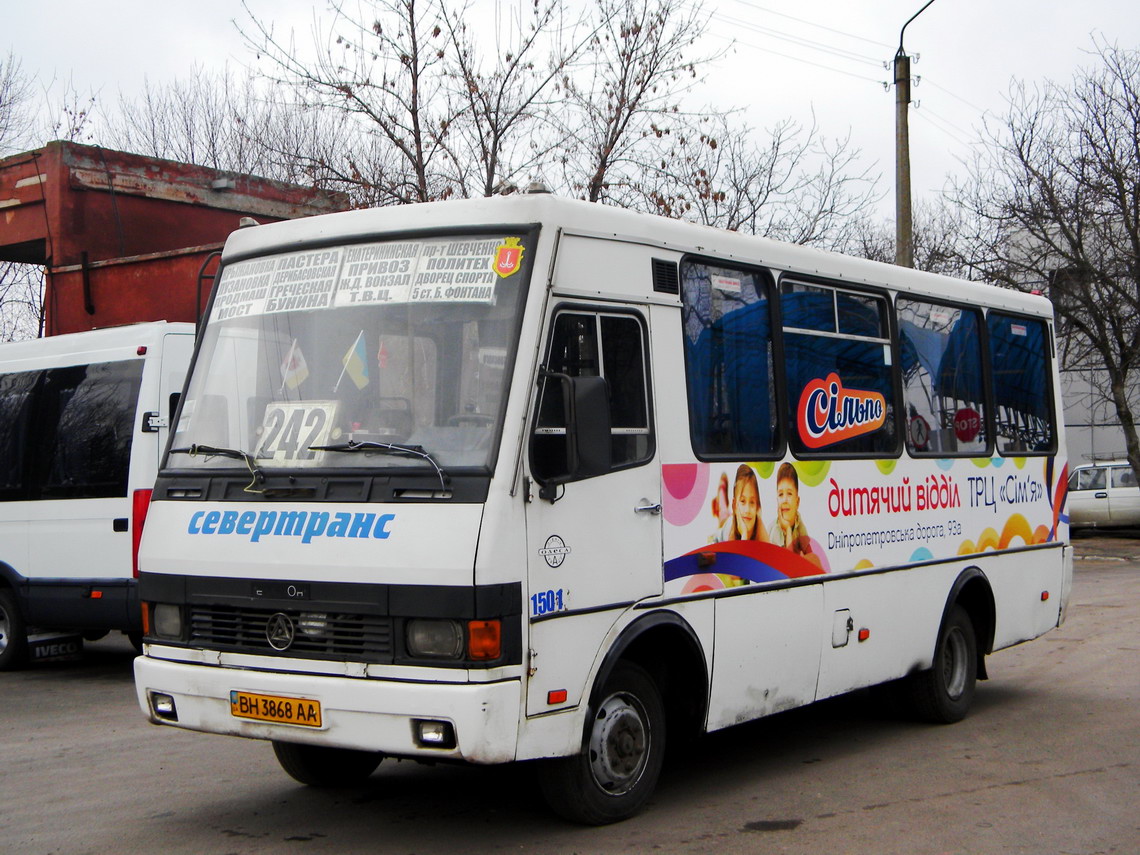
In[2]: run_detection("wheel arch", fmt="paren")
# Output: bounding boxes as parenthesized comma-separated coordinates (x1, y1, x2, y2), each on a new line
(591, 610, 709, 744)
(944, 567, 995, 679)
(0, 562, 26, 599)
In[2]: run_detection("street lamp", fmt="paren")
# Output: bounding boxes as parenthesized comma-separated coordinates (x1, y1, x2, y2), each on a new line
(894, 0, 937, 268)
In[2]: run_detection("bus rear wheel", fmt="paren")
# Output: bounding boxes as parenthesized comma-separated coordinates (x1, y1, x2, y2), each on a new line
(906, 604, 977, 723)
(271, 741, 384, 787)
(537, 661, 666, 825)
(0, 589, 28, 671)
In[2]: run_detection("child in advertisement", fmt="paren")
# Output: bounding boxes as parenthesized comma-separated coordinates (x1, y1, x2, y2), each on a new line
(715, 464, 770, 543)
(769, 462, 822, 568)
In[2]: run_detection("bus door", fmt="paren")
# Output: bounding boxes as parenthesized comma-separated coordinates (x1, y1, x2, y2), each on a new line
(27, 359, 145, 584)
(523, 306, 662, 716)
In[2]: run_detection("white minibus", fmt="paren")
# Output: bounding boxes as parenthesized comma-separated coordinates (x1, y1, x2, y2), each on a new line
(0, 321, 194, 667)
(133, 194, 1070, 823)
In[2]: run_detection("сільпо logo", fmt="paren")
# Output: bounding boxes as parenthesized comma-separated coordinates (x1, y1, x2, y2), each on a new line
(798, 373, 886, 449)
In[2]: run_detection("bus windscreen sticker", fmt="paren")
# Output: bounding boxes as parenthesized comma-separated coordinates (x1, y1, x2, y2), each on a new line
(212, 236, 526, 319)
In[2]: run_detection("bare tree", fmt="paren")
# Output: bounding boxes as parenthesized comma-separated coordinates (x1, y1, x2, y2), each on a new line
(1, 54, 45, 340)
(111, 65, 266, 170)
(240, 0, 468, 203)
(557, 0, 714, 204)
(0, 263, 44, 341)
(637, 113, 880, 247)
(844, 199, 978, 279)
(108, 64, 365, 194)
(437, 0, 591, 198)
(240, 0, 604, 202)
(1, 52, 35, 156)
(952, 40, 1140, 478)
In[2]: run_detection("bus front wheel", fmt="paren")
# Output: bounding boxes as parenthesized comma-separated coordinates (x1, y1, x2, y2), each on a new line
(906, 604, 977, 723)
(537, 661, 666, 825)
(271, 741, 383, 787)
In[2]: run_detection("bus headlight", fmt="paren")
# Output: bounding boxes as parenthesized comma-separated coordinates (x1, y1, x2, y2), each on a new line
(406, 619, 464, 659)
(152, 604, 183, 640)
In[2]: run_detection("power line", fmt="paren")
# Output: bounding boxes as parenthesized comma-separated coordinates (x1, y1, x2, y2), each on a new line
(728, 0, 894, 52)
(912, 104, 972, 148)
(705, 28, 888, 86)
(713, 10, 884, 68)
(921, 77, 987, 114)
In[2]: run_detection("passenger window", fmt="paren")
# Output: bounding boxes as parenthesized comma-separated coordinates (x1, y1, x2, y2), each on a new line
(0, 370, 39, 499)
(1112, 467, 1136, 488)
(532, 310, 652, 481)
(782, 280, 897, 457)
(35, 360, 145, 499)
(679, 260, 778, 457)
(987, 313, 1056, 455)
(897, 299, 988, 456)
(1073, 468, 1106, 490)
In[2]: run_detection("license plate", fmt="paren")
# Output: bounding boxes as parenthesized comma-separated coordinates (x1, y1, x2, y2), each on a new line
(230, 691, 323, 728)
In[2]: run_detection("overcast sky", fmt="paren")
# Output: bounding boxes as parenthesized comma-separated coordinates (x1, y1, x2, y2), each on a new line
(7, 0, 1139, 218)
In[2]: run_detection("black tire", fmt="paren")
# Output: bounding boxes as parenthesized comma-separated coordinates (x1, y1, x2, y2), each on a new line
(0, 588, 28, 671)
(537, 661, 666, 825)
(271, 741, 384, 787)
(905, 605, 978, 723)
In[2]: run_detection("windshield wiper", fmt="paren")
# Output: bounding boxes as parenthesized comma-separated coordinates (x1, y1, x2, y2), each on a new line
(169, 444, 266, 493)
(309, 440, 449, 492)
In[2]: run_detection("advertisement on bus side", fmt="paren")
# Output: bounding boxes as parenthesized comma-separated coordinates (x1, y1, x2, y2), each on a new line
(661, 456, 1069, 594)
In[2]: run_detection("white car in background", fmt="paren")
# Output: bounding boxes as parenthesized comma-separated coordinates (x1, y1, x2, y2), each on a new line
(1068, 461, 1140, 529)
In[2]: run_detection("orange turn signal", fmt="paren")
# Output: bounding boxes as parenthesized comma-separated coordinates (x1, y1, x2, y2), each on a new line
(467, 620, 502, 660)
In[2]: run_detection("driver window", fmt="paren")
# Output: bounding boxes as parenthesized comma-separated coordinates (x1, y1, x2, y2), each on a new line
(532, 309, 653, 481)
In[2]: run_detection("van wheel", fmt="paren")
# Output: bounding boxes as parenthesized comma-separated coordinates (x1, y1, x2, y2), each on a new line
(271, 741, 383, 787)
(906, 605, 977, 723)
(0, 589, 28, 671)
(537, 662, 666, 825)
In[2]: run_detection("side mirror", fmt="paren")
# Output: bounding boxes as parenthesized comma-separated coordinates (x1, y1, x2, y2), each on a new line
(570, 375, 612, 479)
(531, 370, 612, 499)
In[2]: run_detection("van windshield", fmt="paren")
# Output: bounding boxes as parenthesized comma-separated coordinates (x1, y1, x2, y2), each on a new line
(169, 233, 532, 473)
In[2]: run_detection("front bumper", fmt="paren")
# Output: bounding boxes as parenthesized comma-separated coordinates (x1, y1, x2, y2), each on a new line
(134, 654, 521, 764)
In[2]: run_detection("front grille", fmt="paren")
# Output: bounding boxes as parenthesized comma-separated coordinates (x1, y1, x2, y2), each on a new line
(189, 605, 394, 663)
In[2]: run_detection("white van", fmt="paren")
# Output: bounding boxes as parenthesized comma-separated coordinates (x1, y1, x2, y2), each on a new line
(0, 321, 194, 668)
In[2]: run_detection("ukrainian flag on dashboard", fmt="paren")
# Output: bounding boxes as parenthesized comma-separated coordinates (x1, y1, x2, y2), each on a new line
(342, 331, 370, 389)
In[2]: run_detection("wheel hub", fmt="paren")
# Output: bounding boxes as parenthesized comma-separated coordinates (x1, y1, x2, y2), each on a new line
(589, 693, 649, 795)
(941, 626, 969, 700)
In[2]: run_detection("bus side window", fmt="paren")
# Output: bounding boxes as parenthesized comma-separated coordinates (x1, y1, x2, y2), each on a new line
(679, 260, 779, 458)
(987, 313, 1056, 455)
(781, 281, 898, 457)
(35, 361, 145, 499)
(0, 370, 39, 500)
(897, 299, 988, 456)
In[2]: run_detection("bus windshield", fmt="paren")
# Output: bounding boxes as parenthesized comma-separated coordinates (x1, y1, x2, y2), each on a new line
(169, 233, 532, 473)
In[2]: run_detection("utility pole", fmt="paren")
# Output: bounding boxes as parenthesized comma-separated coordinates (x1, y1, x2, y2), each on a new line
(894, 0, 937, 268)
